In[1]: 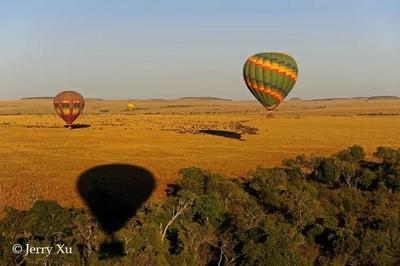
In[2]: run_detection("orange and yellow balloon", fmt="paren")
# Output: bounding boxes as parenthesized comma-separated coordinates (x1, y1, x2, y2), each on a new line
(53, 91, 85, 127)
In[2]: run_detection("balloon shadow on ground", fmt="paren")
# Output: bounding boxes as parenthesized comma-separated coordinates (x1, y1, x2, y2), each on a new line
(77, 164, 155, 259)
(65, 124, 91, 129)
(198, 129, 243, 140)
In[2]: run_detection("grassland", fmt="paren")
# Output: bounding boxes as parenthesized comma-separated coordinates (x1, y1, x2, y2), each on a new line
(0, 98, 399, 215)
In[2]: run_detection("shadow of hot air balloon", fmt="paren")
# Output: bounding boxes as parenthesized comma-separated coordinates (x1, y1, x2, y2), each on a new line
(77, 164, 155, 259)
(67, 124, 91, 129)
(198, 129, 243, 140)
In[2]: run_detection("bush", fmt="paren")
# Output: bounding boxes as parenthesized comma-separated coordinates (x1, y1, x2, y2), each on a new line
(336, 145, 366, 162)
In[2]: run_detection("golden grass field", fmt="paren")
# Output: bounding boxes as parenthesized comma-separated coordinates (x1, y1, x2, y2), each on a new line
(0, 97, 399, 215)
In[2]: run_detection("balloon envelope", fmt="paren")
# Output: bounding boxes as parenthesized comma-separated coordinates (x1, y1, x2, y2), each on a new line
(243, 52, 298, 112)
(53, 91, 85, 125)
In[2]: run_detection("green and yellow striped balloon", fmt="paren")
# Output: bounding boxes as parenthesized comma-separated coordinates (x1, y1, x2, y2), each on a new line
(243, 52, 298, 113)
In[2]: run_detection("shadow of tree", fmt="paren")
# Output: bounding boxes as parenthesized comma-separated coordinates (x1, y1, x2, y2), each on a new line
(77, 164, 155, 259)
(198, 129, 243, 140)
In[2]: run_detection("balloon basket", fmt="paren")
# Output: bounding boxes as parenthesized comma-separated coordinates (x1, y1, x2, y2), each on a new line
(266, 110, 274, 118)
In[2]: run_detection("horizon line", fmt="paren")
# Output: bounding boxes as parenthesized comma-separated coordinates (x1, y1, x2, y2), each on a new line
(0, 95, 398, 102)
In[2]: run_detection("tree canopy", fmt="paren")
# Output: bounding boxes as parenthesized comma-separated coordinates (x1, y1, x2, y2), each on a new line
(1, 145, 399, 265)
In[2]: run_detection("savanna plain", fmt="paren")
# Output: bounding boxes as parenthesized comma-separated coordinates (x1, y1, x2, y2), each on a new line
(0, 97, 399, 215)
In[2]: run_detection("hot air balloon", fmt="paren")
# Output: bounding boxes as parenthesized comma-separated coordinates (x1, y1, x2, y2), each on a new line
(127, 103, 137, 111)
(243, 52, 298, 116)
(54, 91, 85, 128)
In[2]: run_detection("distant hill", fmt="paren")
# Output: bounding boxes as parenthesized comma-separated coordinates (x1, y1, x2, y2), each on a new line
(86, 98, 104, 101)
(366, 96, 399, 100)
(306, 97, 346, 101)
(21, 97, 53, 100)
(289, 97, 302, 101)
(307, 96, 399, 101)
(21, 97, 103, 101)
(176, 97, 232, 101)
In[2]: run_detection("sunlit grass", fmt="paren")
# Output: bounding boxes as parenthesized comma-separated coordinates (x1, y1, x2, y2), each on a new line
(0, 98, 399, 216)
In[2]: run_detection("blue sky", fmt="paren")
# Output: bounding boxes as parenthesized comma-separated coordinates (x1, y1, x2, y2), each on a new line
(0, 0, 399, 99)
